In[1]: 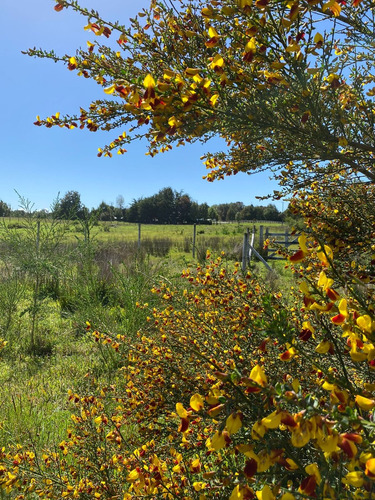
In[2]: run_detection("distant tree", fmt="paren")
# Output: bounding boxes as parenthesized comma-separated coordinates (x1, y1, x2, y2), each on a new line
(97, 201, 115, 221)
(233, 202, 245, 212)
(208, 206, 218, 221)
(215, 204, 229, 222)
(263, 203, 282, 221)
(10, 209, 26, 218)
(240, 205, 256, 221)
(226, 206, 237, 222)
(138, 197, 157, 223)
(190, 202, 200, 222)
(225, 202, 244, 221)
(54, 191, 83, 220)
(116, 194, 125, 210)
(115, 194, 125, 220)
(155, 187, 176, 223)
(175, 193, 192, 223)
(0, 201, 11, 217)
(253, 206, 267, 221)
(198, 203, 209, 220)
(126, 200, 140, 223)
(34, 209, 50, 218)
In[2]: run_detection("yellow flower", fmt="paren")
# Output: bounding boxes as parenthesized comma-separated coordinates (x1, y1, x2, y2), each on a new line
(176, 402, 188, 418)
(126, 469, 139, 482)
(316, 430, 339, 453)
(305, 463, 321, 484)
(317, 245, 333, 265)
(190, 394, 204, 412)
(314, 32, 323, 44)
(342, 471, 364, 487)
(315, 340, 332, 354)
(209, 54, 225, 71)
(249, 364, 267, 387)
(357, 315, 373, 334)
(230, 484, 254, 500)
(322, 0, 341, 16)
(143, 74, 156, 88)
(356, 395, 375, 411)
(252, 421, 266, 440)
(291, 422, 311, 447)
(261, 411, 282, 429)
(256, 485, 275, 500)
(210, 430, 228, 450)
(365, 458, 375, 478)
(226, 412, 243, 435)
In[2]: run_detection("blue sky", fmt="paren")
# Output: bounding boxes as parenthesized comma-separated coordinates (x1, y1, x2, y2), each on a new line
(1, 0, 282, 211)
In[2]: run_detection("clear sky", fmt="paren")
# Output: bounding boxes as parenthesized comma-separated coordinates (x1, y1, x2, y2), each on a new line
(1, 0, 283, 211)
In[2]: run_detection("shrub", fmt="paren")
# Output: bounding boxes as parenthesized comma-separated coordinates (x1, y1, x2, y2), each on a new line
(2, 242, 375, 498)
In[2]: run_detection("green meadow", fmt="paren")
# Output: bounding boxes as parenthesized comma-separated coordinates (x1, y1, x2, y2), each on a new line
(0, 218, 291, 456)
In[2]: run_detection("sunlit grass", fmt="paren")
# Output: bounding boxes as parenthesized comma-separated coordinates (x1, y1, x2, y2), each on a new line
(0, 220, 293, 454)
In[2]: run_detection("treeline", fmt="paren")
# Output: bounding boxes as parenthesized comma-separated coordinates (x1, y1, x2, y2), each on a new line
(0, 188, 284, 223)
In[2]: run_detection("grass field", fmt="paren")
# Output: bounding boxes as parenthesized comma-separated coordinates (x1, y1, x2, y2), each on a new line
(1, 217, 288, 242)
(0, 219, 295, 462)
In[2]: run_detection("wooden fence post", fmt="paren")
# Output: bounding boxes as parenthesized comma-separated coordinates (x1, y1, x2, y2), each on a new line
(138, 223, 141, 250)
(192, 223, 197, 258)
(242, 231, 249, 272)
(264, 227, 270, 260)
(248, 225, 255, 262)
(259, 225, 264, 250)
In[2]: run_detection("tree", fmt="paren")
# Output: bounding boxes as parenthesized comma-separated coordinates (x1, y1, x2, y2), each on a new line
(198, 202, 209, 220)
(29, 0, 375, 194)
(207, 205, 218, 221)
(240, 204, 256, 221)
(115, 194, 124, 211)
(126, 199, 140, 222)
(138, 196, 157, 223)
(263, 203, 281, 221)
(154, 187, 176, 223)
(0, 201, 11, 217)
(190, 201, 200, 221)
(54, 190, 84, 220)
(96, 201, 115, 221)
(115, 194, 125, 220)
(175, 192, 192, 223)
(214, 203, 229, 221)
(226, 205, 237, 221)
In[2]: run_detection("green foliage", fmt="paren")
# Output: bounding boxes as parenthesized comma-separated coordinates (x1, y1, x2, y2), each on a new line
(3, 0, 375, 497)
(0, 195, 71, 350)
(0, 201, 10, 218)
(53, 190, 84, 220)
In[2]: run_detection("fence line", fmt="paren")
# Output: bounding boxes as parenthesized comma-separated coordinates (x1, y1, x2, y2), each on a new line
(129, 222, 296, 263)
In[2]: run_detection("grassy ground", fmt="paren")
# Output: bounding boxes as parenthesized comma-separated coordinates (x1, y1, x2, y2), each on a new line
(1, 217, 287, 244)
(0, 220, 296, 458)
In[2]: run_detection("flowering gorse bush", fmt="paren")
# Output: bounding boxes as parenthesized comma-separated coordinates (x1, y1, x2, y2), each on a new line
(2, 235, 375, 498)
(4, 1, 375, 496)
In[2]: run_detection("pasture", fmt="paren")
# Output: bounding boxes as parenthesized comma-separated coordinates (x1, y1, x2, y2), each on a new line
(0, 219, 291, 455)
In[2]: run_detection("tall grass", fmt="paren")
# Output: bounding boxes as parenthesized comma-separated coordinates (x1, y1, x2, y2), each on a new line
(0, 236, 166, 451)
(0, 218, 289, 454)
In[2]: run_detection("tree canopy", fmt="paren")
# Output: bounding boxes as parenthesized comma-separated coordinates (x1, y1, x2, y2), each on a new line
(54, 190, 84, 219)
(0, 201, 11, 218)
(29, 0, 375, 192)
